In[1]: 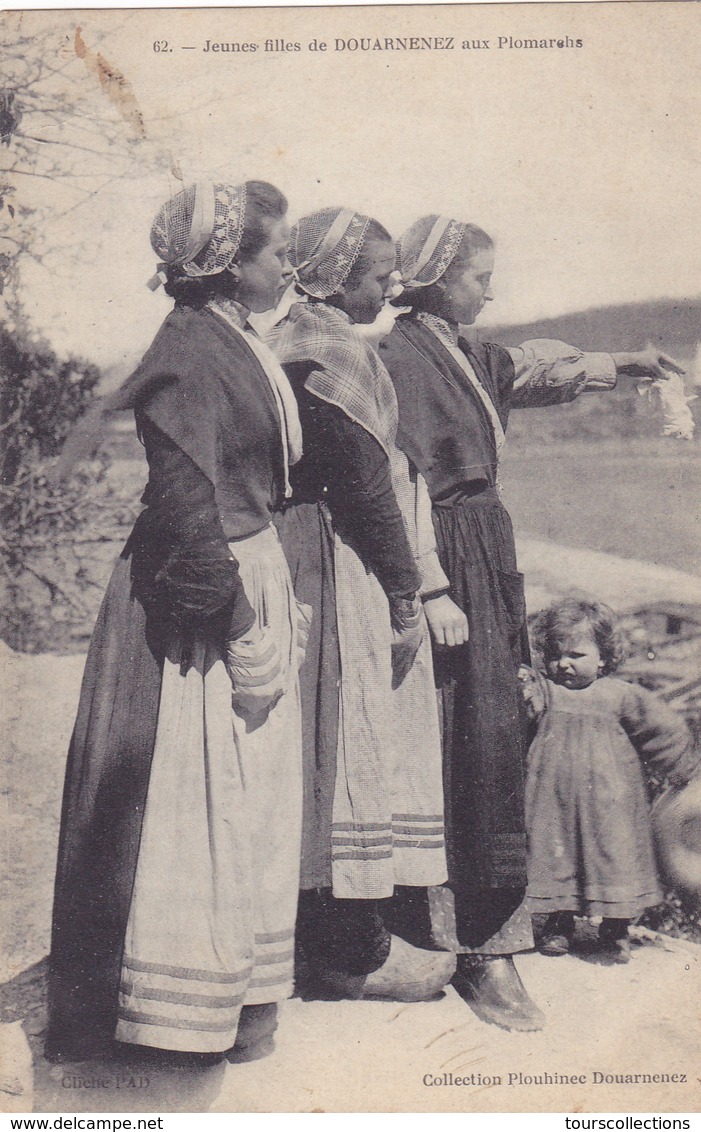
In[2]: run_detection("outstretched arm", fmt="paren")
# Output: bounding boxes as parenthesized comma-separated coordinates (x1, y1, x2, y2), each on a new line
(610, 346, 686, 382)
(509, 339, 685, 409)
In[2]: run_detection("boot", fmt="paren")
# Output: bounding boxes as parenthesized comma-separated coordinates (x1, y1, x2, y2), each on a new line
(314, 935, 456, 1002)
(452, 955, 545, 1032)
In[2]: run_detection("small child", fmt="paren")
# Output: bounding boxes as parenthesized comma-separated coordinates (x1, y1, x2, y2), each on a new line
(520, 598, 698, 962)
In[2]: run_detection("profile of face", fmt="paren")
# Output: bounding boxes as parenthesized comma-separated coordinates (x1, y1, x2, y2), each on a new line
(545, 624, 605, 690)
(336, 239, 397, 324)
(437, 246, 495, 325)
(231, 217, 292, 313)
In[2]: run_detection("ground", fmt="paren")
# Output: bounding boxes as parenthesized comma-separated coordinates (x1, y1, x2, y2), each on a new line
(2, 538, 700, 1114)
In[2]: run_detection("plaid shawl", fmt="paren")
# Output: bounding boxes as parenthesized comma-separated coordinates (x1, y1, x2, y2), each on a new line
(271, 302, 398, 456)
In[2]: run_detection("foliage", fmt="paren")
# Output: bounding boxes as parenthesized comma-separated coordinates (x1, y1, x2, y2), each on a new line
(638, 890, 701, 944)
(0, 321, 137, 652)
(1, 322, 100, 480)
(0, 15, 169, 647)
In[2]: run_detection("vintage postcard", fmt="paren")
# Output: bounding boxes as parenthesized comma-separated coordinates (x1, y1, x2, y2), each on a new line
(1, 0, 700, 1117)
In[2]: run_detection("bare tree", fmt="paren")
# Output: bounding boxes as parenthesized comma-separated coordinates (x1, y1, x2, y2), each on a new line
(0, 14, 171, 648)
(0, 13, 171, 323)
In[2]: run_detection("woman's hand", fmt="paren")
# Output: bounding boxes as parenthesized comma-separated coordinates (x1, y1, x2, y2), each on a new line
(423, 594, 469, 647)
(612, 345, 686, 382)
(227, 624, 286, 719)
(517, 665, 548, 723)
(389, 594, 425, 686)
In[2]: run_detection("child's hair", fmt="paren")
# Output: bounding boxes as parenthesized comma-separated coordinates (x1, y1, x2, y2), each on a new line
(531, 598, 626, 676)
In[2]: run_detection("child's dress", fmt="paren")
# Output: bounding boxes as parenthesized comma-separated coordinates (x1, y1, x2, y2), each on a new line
(525, 675, 696, 918)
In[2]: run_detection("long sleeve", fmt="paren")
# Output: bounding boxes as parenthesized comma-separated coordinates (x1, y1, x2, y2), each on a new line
(139, 417, 256, 638)
(296, 390, 421, 598)
(619, 681, 699, 787)
(413, 470, 450, 597)
(508, 338, 617, 409)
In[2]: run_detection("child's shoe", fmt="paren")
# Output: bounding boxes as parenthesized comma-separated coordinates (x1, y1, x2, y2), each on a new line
(538, 912, 575, 956)
(610, 938, 632, 964)
(598, 918, 631, 963)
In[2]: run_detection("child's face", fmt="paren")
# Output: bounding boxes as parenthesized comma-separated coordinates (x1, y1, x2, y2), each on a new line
(546, 626, 604, 689)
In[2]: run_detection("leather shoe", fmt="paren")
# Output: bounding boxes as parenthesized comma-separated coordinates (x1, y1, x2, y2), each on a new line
(452, 955, 545, 1032)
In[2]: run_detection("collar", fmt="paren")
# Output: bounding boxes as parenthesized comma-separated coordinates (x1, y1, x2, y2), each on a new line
(416, 310, 459, 349)
(208, 297, 250, 331)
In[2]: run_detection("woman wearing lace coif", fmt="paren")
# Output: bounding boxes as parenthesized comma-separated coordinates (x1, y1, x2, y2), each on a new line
(48, 181, 308, 1064)
(379, 215, 685, 1031)
(272, 208, 462, 1000)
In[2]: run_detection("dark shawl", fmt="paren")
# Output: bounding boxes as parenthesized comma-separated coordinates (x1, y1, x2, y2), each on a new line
(378, 318, 515, 501)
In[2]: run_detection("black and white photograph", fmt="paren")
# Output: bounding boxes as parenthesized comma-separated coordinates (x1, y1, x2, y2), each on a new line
(1, 1, 700, 1117)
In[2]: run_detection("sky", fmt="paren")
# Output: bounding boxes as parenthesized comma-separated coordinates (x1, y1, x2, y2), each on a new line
(6, 2, 701, 371)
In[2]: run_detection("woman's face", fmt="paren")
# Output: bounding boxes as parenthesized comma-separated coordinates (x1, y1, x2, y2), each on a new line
(234, 217, 292, 313)
(438, 246, 495, 325)
(336, 240, 397, 324)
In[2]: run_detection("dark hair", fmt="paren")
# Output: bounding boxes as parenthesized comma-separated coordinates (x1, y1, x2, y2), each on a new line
(318, 217, 394, 313)
(343, 218, 393, 289)
(238, 180, 288, 262)
(398, 222, 494, 315)
(531, 598, 626, 677)
(164, 180, 287, 308)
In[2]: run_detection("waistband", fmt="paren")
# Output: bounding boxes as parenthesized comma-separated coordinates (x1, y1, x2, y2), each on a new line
(435, 484, 502, 510)
(227, 522, 284, 562)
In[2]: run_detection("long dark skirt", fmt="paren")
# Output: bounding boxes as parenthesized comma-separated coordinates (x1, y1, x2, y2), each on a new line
(275, 502, 340, 891)
(47, 526, 166, 1058)
(391, 487, 531, 952)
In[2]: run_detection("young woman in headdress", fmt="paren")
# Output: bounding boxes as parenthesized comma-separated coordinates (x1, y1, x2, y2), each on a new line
(47, 180, 308, 1063)
(271, 208, 463, 999)
(378, 215, 685, 1031)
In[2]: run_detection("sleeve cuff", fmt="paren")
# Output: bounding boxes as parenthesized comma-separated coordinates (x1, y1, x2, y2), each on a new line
(416, 549, 450, 597)
(581, 352, 617, 390)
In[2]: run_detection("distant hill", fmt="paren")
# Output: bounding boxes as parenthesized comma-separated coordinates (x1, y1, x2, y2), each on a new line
(471, 295, 701, 367)
(464, 296, 701, 445)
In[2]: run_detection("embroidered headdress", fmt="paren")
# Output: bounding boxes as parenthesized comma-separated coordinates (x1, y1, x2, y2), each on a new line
(148, 182, 247, 290)
(397, 215, 467, 288)
(289, 207, 370, 299)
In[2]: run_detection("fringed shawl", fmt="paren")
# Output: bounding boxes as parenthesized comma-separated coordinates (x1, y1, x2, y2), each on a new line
(272, 302, 398, 457)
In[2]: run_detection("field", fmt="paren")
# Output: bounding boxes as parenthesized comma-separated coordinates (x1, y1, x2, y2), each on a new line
(502, 436, 701, 578)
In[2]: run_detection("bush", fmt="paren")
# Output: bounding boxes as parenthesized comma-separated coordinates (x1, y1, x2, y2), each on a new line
(0, 321, 126, 652)
(0, 323, 101, 481)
